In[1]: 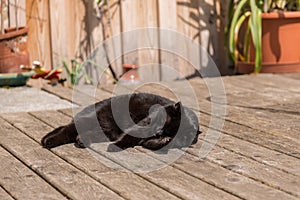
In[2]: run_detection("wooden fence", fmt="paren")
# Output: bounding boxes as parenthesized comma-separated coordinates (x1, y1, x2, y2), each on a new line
(1, 0, 231, 83)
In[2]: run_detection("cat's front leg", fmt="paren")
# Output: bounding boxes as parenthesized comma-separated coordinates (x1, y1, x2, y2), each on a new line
(107, 133, 142, 152)
(41, 123, 77, 149)
(141, 136, 172, 150)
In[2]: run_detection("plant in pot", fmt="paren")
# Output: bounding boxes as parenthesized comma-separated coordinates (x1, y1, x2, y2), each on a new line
(0, 0, 31, 86)
(227, 0, 300, 74)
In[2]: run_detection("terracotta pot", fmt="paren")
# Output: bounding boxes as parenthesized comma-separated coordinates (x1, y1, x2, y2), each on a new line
(238, 11, 300, 73)
(0, 26, 30, 73)
(121, 64, 140, 81)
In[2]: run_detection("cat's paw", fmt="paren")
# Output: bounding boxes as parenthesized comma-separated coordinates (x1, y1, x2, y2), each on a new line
(74, 136, 86, 148)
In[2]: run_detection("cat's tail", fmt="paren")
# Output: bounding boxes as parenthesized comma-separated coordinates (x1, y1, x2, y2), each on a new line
(41, 123, 78, 149)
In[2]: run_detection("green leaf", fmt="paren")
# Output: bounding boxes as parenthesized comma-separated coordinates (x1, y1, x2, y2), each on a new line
(234, 11, 251, 62)
(228, 0, 249, 63)
(249, 0, 262, 73)
(62, 61, 71, 76)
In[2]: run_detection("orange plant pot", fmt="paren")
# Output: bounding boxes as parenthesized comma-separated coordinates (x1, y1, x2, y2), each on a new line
(120, 64, 140, 81)
(0, 26, 30, 73)
(238, 11, 300, 73)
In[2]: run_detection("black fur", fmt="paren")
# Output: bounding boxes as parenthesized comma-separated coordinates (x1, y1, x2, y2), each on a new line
(41, 93, 201, 151)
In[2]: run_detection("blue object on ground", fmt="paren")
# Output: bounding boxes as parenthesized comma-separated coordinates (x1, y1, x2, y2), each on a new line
(0, 72, 34, 87)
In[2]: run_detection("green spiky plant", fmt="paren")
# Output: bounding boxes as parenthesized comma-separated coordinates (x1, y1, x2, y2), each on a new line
(62, 59, 117, 86)
(227, 0, 300, 73)
(62, 59, 92, 85)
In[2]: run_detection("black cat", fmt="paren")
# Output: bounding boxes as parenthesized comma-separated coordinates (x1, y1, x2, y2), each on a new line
(41, 93, 201, 151)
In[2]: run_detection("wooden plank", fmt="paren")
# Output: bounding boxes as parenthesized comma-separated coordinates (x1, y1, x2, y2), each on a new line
(0, 187, 13, 200)
(29, 110, 238, 199)
(104, 78, 299, 159)
(42, 84, 97, 106)
(120, 0, 138, 65)
(281, 73, 300, 80)
(0, 146, 67, 200)
(107, 78, 298, 154)
(136, 0, 160, 82)
(231, 74, 300, 94)
(106, 0, 123, 78)
(0, 116, 123, 200)
(176, 0, 201, 78)
(218, 0, 232, 75)
(29, 110, 181, 200)
(26, 0, 52, 68)
(137, 147, 298, 200)
(40, 112, 297, 198)
(8, 0, 26, 28)
(89, 146, 240, 200)
(226, 106, 300, 141)
(48, 0, 69, 67)
(30, 110, 240, 200)
(196, 106, 300, 159)
(199, 113, 300, 177)
(187, 137, 300, 198)
(158, 0, 178, 81)
(73, 84, 113, 101)
(51, 101, 296, 199)
(125, 80, 299, 196)
(27, 112, 239, 198)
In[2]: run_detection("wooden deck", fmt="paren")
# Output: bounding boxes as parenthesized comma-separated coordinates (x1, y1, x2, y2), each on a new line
(0, 73, 299, 200)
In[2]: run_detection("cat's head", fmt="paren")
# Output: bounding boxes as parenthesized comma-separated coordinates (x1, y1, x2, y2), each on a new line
(162, 102, 200, 148)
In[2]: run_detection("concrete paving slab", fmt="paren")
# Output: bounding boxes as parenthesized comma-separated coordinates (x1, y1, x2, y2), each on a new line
(0, 86, 76, 113)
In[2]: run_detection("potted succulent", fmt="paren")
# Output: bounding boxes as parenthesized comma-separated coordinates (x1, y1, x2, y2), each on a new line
(227, 0, 300, 73)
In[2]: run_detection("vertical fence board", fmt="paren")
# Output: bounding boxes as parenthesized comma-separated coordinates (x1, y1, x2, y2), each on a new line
(49, 0, 68, 68)
(158, 0, 178, 81)
(8, 0, 26, 28)
(176, 0, 201, 79)
(197, 0, 220, 74)
(26, 0, 52, 69)
(24, 1, 229, 82)
(136, 0, 160, 82)
(218, 0, 231, 75)
(106, 0, 122, 78)
(120, 0, 138, 65)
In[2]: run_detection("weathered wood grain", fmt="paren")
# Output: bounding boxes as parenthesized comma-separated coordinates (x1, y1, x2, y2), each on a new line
(8, 0, 26, 28)
(0, 186, 13, 200)
(281, 73, 300, 80)
(187, 141, 300, 198)
(30, 110, 239, 200)
(0, 146, 67, 200)
(136, 0, 160, 82)
(120, 0, 138, 65)
(137, 147, 298, 200)
(158, 0, 178, 81)
(0, 116, 123, 200)
(176, 0, 201, 78)
(42, 84, 97, 106)
(203, 113, 300, 159)
(32, 90, 298, 198)
(106, 0, 123, 77)
(199, 117, 300, 177)
(114, 78, 300, 198)
(26, 0, 52, 68)
(29, 111, 181, 200)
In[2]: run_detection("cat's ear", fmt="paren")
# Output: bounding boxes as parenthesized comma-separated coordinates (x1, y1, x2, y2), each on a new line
(174, 102, 182, 112)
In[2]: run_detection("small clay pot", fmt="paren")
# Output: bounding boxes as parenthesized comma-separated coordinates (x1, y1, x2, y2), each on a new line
(0, 26, 30, 73)
(121, 64, 140, 81)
